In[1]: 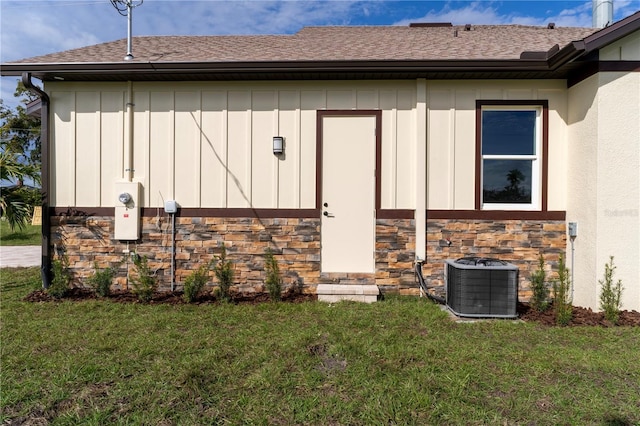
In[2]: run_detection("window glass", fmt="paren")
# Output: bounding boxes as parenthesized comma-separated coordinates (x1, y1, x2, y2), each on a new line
(482, 160, 532, 204)
(480, 106, 541, 210)
(482, 110, 536, 156)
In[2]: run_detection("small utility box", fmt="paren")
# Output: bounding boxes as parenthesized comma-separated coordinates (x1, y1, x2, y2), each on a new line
(114, 181, 141, 240)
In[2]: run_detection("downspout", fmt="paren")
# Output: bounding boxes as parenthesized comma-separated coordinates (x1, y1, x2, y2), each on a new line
(21, 72, 51, 289)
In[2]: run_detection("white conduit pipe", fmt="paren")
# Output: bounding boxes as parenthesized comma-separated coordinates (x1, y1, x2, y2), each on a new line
(170, 212, 176, 292)
(125, 81, 134, 182)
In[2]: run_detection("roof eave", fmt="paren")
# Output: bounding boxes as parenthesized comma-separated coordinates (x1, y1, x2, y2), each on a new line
(0, 59, 567, 81)
(582, 10, 640, 52)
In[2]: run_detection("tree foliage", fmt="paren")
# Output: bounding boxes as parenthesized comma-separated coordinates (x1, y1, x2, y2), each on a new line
(0, 82, 42, 230)
(0, 82, 42, 168)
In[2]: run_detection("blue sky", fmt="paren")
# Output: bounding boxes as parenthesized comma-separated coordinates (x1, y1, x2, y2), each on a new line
(1, 0, 639, 107)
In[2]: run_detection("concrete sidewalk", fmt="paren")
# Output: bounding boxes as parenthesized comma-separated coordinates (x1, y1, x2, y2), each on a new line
(0, 245, 41, 268)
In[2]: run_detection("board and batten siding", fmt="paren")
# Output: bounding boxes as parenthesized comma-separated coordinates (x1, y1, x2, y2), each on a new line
(47, 79, 570, 212)
(425, 80, 568, 211)
(47, 81, 417, 210)
(599, 30, 640, 60)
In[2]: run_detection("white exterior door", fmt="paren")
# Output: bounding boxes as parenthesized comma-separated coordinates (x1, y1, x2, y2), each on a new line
(321, 115, 376, 273)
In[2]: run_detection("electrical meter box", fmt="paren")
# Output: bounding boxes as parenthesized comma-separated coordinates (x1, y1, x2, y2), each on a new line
(114, 181, 141, 240)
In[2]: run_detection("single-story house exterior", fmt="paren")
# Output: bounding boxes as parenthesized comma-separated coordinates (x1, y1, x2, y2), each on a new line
(2, 9, 639, 310)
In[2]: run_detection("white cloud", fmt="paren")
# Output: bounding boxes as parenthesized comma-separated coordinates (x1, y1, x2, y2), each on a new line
(137, 0, 364, 36)
(390, 0, 639, 28)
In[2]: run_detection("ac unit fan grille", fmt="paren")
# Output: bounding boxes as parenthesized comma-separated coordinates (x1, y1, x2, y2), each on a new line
(445, 260, 518, 318)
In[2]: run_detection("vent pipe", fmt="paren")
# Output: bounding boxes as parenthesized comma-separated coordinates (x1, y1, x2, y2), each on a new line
(110, 0, 143, 60)
(125, 1, 134, 61)
(593, 0, 613, 28)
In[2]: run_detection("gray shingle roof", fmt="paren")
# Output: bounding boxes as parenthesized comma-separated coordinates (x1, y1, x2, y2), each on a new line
(10, 24, 598, 64)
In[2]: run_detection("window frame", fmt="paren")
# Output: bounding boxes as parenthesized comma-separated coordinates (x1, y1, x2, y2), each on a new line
(475, 100, 549, 212)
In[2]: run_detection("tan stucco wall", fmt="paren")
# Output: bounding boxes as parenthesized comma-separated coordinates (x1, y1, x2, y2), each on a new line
(568, 71, 640, 311)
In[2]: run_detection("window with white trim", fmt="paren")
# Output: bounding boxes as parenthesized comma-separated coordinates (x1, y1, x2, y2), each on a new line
(480, 106, 542, 210)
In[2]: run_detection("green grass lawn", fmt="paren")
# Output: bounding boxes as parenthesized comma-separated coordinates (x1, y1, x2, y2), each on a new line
(2, 267, 639, 425)
(0, 221, 41, 246)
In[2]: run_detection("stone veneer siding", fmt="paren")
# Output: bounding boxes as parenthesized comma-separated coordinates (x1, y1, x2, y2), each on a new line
(49, 215, 563, 299)
(50, 215, 416, 294)
(425, 219, 567, 300)
(376, 218, 416, 294)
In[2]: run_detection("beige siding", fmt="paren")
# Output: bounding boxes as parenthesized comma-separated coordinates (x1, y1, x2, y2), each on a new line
(200, 91, 227, 207)
(599, 31, 640, 60)
(395, 90, 416, 209)
(278, 91, 300, 208)
(50, 90, 75, 206)
(132, 91, 149, 199)
(100, 92, 125, 206)
(425, 80, 568, 210)
(226, 91, 251, 208)
(75, 92, 100, 206)
(46, 81, 420, 210)
(251, 91, 278, 208)
(46, 80, 570, 212)
(174, 92, 201, 207)
(299, 91, 324, 208)
(149, 91, 174, 203)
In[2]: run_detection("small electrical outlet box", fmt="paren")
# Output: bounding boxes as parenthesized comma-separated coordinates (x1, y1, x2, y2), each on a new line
(164, 200, 178, 214)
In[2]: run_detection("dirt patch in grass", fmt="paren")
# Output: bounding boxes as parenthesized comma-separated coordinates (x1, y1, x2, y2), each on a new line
(22, 289, 640, 326)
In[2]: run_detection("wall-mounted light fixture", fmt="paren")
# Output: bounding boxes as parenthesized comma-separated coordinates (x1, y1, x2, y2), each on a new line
(273, 136, 284, 155)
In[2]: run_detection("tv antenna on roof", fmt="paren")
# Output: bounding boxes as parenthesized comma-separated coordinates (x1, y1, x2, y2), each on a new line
(110, 0, 144, 61)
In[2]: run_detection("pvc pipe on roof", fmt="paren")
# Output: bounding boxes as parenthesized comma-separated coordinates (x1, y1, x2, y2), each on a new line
(593, 0, 614, 28)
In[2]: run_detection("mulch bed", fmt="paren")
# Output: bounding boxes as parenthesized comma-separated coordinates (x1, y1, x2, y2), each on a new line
(23, 287, 316, 305)
(23, 289, 640, 326)
(517, 302, 640, 327)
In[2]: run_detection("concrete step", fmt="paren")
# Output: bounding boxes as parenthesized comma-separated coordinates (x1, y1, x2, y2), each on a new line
(316, 284, 379, 303)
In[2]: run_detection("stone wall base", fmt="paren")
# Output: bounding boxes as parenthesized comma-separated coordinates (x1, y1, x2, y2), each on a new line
(425, 219, 566, 300)
(50, 215, 416, 295)
(49, 215, 564, 301)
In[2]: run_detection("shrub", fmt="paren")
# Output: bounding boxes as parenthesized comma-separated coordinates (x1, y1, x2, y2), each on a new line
(86, 262, 117, 297)
(599, 256, 623, 325)
(130, 255, 157, 303)
(183, 261, 212, 303)
(48, 255, 71, 299)
(553, 254, 572, 326)
(264, 248, 282, 301)
(530, 254, 550, 312)
(213, 246, 233, 302)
